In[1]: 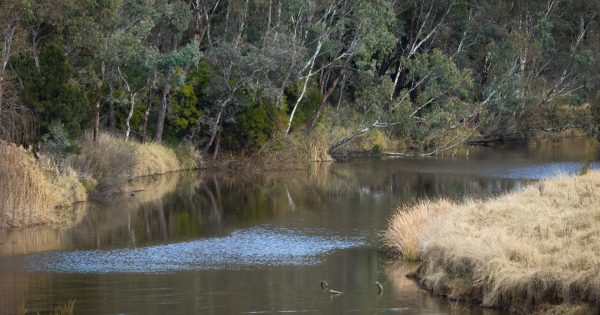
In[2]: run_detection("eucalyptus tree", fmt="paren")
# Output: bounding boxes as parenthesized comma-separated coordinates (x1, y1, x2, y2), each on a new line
(110, 0, 158, 141)
(383, 0, 455, 99)
(148, 0, 201, 143)
(63, 0, 123, 143)
(460, 0, 599, 136)
(307, 0, 397, 130)
(189, 0, 221, 49)
(198, 0, 305, 155)
(285, 0, 349, 134)
(0, 0, 29, 141)
(200, 43, 272, 156)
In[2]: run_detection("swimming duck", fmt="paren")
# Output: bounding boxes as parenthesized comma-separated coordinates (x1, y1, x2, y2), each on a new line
(320, 281, 343, 295)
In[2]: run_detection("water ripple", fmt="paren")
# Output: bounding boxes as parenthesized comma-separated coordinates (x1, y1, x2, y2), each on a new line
(21, 227, 364, 273)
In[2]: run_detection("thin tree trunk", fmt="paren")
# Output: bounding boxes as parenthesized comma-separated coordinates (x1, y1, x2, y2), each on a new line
(141, 102, 152, 143)
(336, 74, 346, 110)
(287, 39, 322, 134)
(194, 0, 220, 49)
(212, 131, 220, 160)
(0, 18, 18, 115)
(391, 63, 404, 100)
(205, 94, 235, 152)
(204, 105, 223, 151)
(31, 26, 41, 73)
(378, 52, 392, 76)
(267, 0, 272, 31)
(224, 0, 231, 39)
(93, 100, 100, 144)
(0, 73, 4, 115)
(108, 83, 116, 130)
(154, 85, 171, 143)
(479, 53, 491, 102)
(125, 93, 136, 142)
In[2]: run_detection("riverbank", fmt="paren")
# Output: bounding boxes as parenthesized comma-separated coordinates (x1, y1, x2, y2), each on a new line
(384, 171, 600, 313)
(0, 141, 87, 228)
(0, 134, 201, 228)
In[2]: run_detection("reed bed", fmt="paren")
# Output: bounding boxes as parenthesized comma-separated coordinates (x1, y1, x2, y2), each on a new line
(0, 141, 85, 228)
(1, 133, 199, 227)
(384, 171, 600, 313)
(72, 133, 200, 186)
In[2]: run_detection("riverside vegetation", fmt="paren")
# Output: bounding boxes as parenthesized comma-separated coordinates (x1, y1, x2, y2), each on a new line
(1, 0, 600, 158)
(384, 170, 600, 314)
(0, 131, 200, 228)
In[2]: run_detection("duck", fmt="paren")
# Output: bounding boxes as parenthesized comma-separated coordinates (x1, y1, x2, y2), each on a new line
(375, 281, 384, 295)
(320, 281, 343, 295)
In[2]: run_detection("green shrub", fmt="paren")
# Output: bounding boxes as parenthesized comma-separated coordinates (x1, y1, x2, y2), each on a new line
(40, 122, 78, 174)
(371, 143, 383, 155)
(14, 45, 90, 138)
(222, 94, 286, 152)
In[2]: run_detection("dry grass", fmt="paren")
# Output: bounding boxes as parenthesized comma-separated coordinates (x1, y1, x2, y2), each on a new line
(0, 141, 86, 228)
(0, 133, 200, 227)
(383, 199, 455, 261)
(51, 299, 76, 315)
(385, 171, 600, 312)
(72, 133, 200, 187)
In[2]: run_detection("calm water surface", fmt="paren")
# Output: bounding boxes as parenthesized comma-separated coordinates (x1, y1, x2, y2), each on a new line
(1, 138, 598, 314)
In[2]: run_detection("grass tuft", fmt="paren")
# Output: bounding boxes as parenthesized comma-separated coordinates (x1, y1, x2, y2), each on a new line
(50, 299, 76, 315)
(383, 199, 455, 261)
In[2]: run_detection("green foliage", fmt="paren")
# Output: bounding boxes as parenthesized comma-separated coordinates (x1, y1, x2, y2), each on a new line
(353, 0, 396, 71)
(285, 78, 323, 130)
(371, 143, 383, 155)
(16, 45, 90, 137)
(3, 0, 600, 155)
(169, 84, 202, 136)
(164, 62, 213, 142)
(222, 94, 286, 152)
(40, 122, 77, 173)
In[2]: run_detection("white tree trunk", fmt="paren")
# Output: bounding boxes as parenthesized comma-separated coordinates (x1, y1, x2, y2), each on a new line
(286, 39, 322, 134)
(125, 93, 136, 142)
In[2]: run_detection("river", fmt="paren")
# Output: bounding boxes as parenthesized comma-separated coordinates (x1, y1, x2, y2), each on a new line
(1, 138, 598, 314)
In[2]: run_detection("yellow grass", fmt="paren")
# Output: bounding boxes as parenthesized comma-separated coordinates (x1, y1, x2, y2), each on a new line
(1, 132, 199, 227)
(383, 199, 455, 261)
(72, 133, 200, 186)
(385, 171, 600, 312)
(0, 141, 86, 228)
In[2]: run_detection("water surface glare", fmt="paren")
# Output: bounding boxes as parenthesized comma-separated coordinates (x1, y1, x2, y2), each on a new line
(21, 227, 364, 273)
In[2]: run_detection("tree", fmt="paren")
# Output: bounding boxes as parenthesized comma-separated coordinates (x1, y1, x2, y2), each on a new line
(148, 0, 201, 142)
(16, 45, 89, 137)
(0, 0, 28, 141)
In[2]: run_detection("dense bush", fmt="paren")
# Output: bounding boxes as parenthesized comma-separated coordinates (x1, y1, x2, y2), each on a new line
(14, 45, 90, 138)
(222, 94, 286, 152)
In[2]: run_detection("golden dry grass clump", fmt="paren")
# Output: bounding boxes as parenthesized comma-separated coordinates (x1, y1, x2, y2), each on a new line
(0, 141, 86, 228)
(386, 171, 600, 312)
(383, 199, 455, 261)
(72, 133, 200, 186)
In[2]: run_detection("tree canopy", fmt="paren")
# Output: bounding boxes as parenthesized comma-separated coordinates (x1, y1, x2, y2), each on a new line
(0, 0, 598, 155)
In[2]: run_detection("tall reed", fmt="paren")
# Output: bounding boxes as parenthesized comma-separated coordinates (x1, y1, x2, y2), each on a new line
(0, 141, 84, 227)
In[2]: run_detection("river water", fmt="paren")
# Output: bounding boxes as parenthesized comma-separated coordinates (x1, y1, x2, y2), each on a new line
(1, 138, 598, 314)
